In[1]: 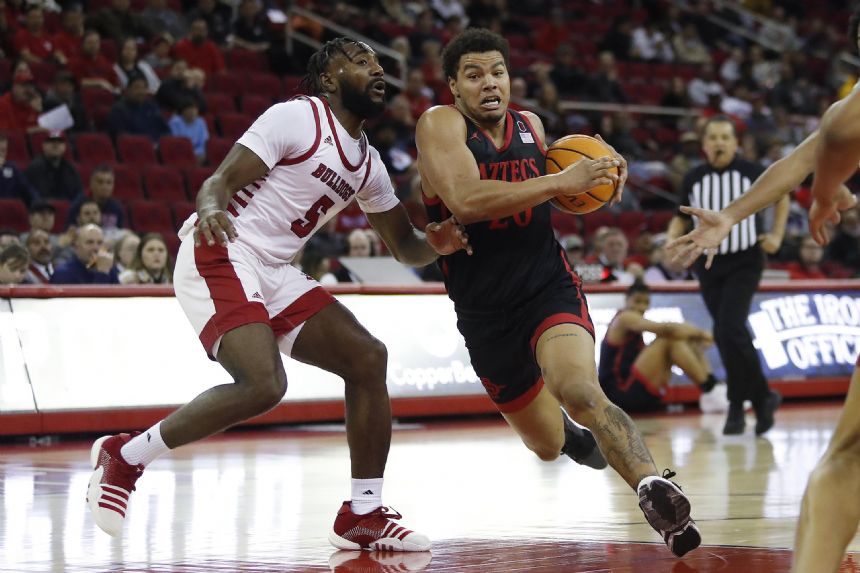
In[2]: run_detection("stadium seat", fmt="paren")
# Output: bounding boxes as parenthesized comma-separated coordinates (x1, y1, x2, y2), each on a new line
(0, 199, 29, 232)
(581, 211, 616, 238)
(218, 113, 253, 140)
(183, 166, 214, 197)
(47, 199, 70, 232)
(240, 94, 272, 117)
(5, 131, 29, 165)
(647, 210, 675, 234)
(228, 49, 268, 72)
(117, 134, 158, 165)
(81, 88, 116, 116)
(247, 73, 281, 100)
(143, 166, 187, 202)
(205, 137, 233, 166)
(550, 208, 580, 236)
(158, 135, 197, 167)
(172, 200, 196, 228)
(617, 212, 647, 234)
(128, 200, 174, 233)
(208, 71, 244, 98)
(74, 133, 116, 164)
(204, 92, 236, 114)
(282, 75, 304, 97)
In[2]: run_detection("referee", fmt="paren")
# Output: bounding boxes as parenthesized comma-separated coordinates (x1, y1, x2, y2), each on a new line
(667, 115, 788, 435)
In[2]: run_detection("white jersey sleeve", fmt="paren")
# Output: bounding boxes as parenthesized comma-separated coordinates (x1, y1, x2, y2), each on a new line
(237, 99, 318, 170)
(356, 146, 400, 214)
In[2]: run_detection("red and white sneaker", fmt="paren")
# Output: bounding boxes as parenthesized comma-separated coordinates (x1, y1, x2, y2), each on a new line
(85, 433, 144, 536)
(329, 502, 431, 552)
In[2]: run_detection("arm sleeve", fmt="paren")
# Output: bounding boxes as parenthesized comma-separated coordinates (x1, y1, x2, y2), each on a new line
(236, 99, 318, 170)
(355, 147, 401, 214)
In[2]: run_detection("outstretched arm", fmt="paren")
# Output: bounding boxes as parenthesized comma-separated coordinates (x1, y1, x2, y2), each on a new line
(366, 204, 470, 267)
(617, 311, 711, 342)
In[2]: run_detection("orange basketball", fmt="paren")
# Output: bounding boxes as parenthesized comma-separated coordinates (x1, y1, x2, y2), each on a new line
(545, 134, 618, 214)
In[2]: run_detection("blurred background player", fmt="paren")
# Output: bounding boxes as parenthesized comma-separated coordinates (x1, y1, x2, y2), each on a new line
(417, 28, 699, 557)
(599, 280, 722, 414)
(85, 37, 470, 553)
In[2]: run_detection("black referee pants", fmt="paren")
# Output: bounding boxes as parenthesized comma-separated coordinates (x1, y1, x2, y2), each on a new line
(695, 247, 771, 406)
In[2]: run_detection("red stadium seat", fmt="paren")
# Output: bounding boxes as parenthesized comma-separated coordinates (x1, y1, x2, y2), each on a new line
(617, 211, 646, 234)
(282, 75, 304, 97)
(144, 166, 187, 201)
(47, 199, 70, 232)
(240, 94, 272, 118)
(204, 92, 236, 114)
(0, 199, 29, 232)
(117, 134, 158, 165)
(550, 208, 580, 236)
(172, 200, 196, 228)
(4, 131, 29, 165)
(74, 133, 116, 163)
(183, 166, 214, 197)
(218, 113, 253, 140)
(158, 135, 197, 167)
(30, 131, 73, 160)
(81, 88, 117, 116)
(208, 71, 244, 98)
(647, 210, 675, 234)
(247, 73, 281, 100)
(128, 200, 174, 233)
(228, 49, 268, 72)
(581, 211, 616, 238)
(205, 137, 234, 166)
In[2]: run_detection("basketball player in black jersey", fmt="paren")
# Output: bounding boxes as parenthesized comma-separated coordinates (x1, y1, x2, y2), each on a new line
(415, 28, 701, 558)
(599, 280, 719, 413)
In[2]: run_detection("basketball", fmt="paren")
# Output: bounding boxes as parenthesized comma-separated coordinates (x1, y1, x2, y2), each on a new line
(545, 134, 618, 214)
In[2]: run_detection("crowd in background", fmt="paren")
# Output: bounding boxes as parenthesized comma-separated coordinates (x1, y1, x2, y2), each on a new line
(0, 0, 859, 286)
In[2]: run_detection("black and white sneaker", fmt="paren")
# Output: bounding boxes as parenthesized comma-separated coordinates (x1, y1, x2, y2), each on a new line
(560, 409, 607, 470)
(638, 469, 701, 557)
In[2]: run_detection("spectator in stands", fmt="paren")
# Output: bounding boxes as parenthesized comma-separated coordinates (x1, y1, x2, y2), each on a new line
(53, 4, 85, 64)
(68, 165, 125, 235)
(431, 0, 467, 25)
(687, 62, 723, 107)
(370, 120, 415, 183)
(174, 18, 225, 79)
(386, 94, 416, 148)
(561, 234, 585, 266)
(827, 205, 860, 274)
(141, 0, 186, 41)
(143, 33, 174, 73)
(25, 131, 83, 201)
(155, 58, 206, 114)
(119, 232, 172, 284)
(587, 51, 627, 103)
(43, 71, 90, 133)
(533, 6, 569, 56)
(232, 0, 271, 53)
(719, 47, 744, 85)
(0, 243, 28, 284)
(588, 227, 638, 284)
(300, 246, 337, 285)
(660, 76, 691, 109)
(86, 0, 153, 44)
(71, 30, 120, 93)
(186, 0, 231, 46)
(550, 44, 587, 99)
(0, 69, 42, 131)
(672, 23, 710, 65)
(643, 235, 695, 283)
(786, 234, 826, 280)
(749, 45, 779, 89)
(50, 223, 119, 284)
(0, 132, 40, 206)
(24, 200, 57, 240)
(23, 228, 53, 283)
(599, 16, 633, 60)
(398, 68, 434, 122)
(334, 229, 374, 282)
(760, 6, 801, 53)
(408, 9, 440, 61)
(631, 19, 673, 62)
(107, 74, 169, 142)
(113, 229, 139, 273)
(667, 131, 703, 192)
(305, 217, 346, 258)
(13, 5, 59, 65)
(600, 112, 644, 160)
(114, 37, 160, 93)
(168, 98, 208, 163)
(771, 66, 821, 116)
(0, 229, 20, 247)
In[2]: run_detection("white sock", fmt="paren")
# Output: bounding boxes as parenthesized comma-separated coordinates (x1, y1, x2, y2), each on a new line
(120, 421, 171, 467)
(350, 478, 383, 515)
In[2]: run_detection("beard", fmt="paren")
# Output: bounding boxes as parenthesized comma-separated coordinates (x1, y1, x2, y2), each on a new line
(340, 80, 385, 119)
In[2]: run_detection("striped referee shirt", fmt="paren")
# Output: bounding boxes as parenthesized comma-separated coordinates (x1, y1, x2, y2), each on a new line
(678, 157, 765, 256)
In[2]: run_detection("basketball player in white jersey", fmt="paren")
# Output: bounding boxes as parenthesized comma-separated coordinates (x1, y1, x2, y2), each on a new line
(85, 37, 471, 552)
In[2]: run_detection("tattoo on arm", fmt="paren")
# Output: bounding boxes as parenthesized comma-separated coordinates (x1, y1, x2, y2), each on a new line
(545, 333, 578, 343)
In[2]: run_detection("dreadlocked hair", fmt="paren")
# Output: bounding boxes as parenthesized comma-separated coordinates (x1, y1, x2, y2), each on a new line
(300, 37, 370, 96)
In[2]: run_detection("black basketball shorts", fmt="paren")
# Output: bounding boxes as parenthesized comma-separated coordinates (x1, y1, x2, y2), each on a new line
(456, 281, 594, 413)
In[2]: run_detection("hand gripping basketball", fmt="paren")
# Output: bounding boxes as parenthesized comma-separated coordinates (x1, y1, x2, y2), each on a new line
(195, 209, 239, 247)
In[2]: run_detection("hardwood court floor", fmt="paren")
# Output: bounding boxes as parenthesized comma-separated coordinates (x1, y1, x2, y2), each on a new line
(2, 402, 859, 572)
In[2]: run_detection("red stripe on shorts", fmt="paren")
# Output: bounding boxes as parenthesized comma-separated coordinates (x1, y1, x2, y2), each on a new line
(496, 376, 545, 414)
(269, 286, 336, 338)
(530, 312, 595, 355)
(194, 242, 269, 357)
